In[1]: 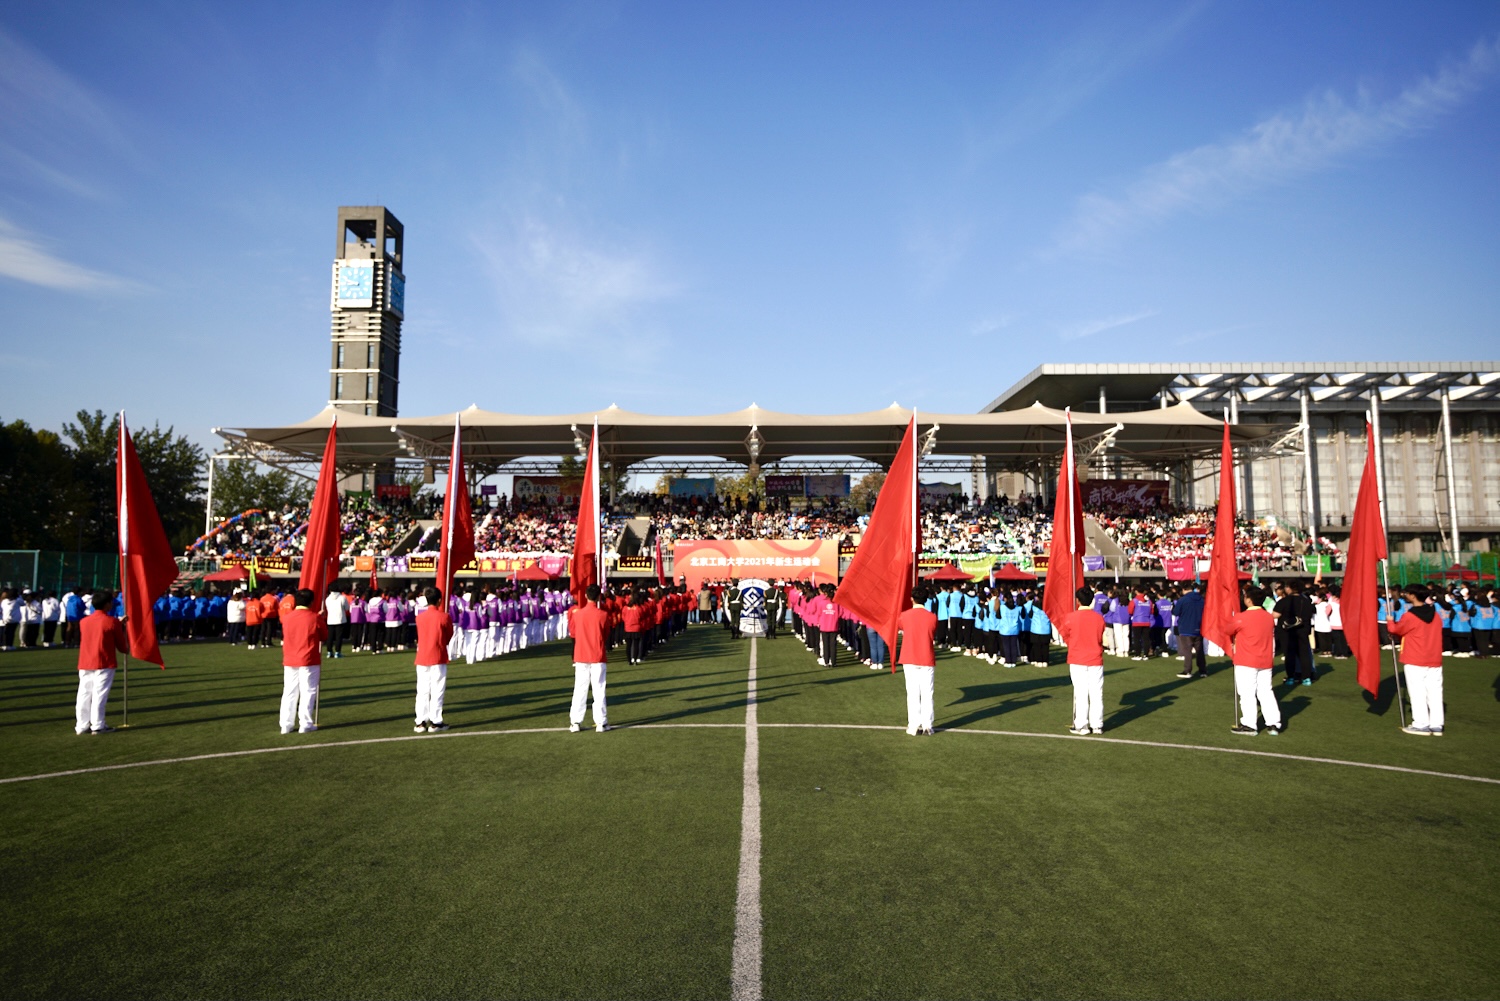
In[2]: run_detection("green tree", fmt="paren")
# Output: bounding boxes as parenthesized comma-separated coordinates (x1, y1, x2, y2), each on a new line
(62, 410, 206, 553)
(210, 460, 312, 522)
(850, 470, 886, 512)
(0, 418, 76, 548)
(715, 470, 763, 499)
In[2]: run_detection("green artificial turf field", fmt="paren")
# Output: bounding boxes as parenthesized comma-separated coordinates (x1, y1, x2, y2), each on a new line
(2, 626, 1497, 999)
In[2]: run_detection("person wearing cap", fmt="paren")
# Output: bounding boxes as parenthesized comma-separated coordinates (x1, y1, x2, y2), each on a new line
(567, 584, 611, 732)
(1223, 586, 1282, 736)
(278, 588, 327, 735)
(75, 590, 127, 734)
(1389, 585, 1445, 736)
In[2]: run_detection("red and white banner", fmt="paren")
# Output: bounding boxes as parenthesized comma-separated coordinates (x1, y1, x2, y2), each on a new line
(1079, 479, 1170, 510)
(673, 539, 839, 589)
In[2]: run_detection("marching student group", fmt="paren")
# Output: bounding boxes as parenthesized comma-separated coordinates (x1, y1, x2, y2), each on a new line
(57, 568, 1477, 741)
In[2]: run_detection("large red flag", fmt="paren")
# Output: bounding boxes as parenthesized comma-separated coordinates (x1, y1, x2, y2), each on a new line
(835, 416, 918, 666)
(1042, 409, 1085, 630)
(436, 414, 477, 599)
(1343, 420, 1387, 695)
(570, 420, 601, 604)
(1201, 421, 1240, 653)
(116, 413, 179, 668)
(297, 420, 341, 600)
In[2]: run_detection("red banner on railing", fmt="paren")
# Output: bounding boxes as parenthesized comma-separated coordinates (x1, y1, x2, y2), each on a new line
(673, 539, 838, 588)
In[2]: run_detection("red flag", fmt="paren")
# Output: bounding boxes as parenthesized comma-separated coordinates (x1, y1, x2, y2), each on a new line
(654, 535, 667, 586)
(116, 413, 179, 668)
(570, 420, 601, 604)
(1201, 422, 1240, 654)
(1343, 420, 1388, 695)
(436, 414, 477, 599)
(297, 421, 341, 600)
(835, 416, 918, 666)
(1042, 410, 1085, 631)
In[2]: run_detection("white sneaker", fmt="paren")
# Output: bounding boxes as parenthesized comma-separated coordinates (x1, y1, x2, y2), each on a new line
(1091, 727, 1104, 735)
(281, 726, 294, 735)
(1068, 726, 1090, 735)
(569, 723, 581, 732)
(299, 724, 317, 733)
(595, 723, 610, 732)
(414, 722, 427, 733)
(907, 727, 919, 736)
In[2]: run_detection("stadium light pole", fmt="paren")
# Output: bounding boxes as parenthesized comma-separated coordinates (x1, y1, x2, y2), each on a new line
(1440, 385, 1461, 563)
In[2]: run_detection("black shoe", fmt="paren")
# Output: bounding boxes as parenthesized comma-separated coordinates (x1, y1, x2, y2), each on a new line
(1229, 724, 1257, 735)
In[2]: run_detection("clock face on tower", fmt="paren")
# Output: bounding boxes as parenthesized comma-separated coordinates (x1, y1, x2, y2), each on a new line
(386, 270, 405, 317)
(335, 261, 375, 308)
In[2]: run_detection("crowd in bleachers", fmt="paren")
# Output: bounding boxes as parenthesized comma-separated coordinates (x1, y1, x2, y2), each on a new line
(190, 485, 1339, 572)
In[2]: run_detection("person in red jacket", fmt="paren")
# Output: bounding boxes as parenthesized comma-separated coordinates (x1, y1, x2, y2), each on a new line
(1059, 586, 1107, 735)
(75, 591, 127, 734)
(1223, 586, 1282, 736)
(568, 584, 611, 732)
(897, 585, 939, 735)
(414, 586, 455, 733)
(279, 589, 327, 735)
(1390, 585, 1445, 736)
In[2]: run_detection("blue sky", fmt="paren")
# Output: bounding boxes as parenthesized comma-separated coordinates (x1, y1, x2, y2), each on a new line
(2, 1, 1499, 452)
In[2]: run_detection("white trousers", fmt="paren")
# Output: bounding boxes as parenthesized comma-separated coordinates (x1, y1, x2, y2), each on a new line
(903, 665, 935, 733)
(571, 662, 607, 727)
(1069, 663, 1104, 730)
(463, 629, 480, 665)
(1234, 664, 1282, 729)
(280, 666, 320, 731)
(75, 668, 115, 732)
(1404, 665, 1444, 730)
(1110, 623, 1129, 656)
(447, 629, 465, 661)
(415, 663, 448, 724)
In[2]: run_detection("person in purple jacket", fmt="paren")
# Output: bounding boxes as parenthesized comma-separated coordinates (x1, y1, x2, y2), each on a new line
(1104, 587, 1131, 658)
(348, 591, 367, 652)
(1154, 591, 1175, 658)
(383, 590, 405, 652)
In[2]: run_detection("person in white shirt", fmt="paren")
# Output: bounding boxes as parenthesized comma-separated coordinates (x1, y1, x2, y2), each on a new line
(1326, 587, 1348, 658)
(19, 591, 42, 648)
(324, 585, 349, 659)
(226, 590, 247, 645)
(0, 590, 17, 650)
(1311, 588, 1333, 656)
(41, 592, 62, 646)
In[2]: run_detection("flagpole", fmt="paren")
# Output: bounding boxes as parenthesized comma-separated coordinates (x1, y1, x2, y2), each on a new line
(1368, 409, 1406, 728)
(594, 418, 603, 591)
(118, 411, 132, 730)
(1065, 408, 1076, 608)
(911, 411, 919, 589)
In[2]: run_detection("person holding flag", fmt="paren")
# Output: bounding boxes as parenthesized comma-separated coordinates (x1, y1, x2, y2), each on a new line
(896, 584, 938, 735)
(75, 590, 128, 734)
(568, 584, 611, 732)
(1223, 585, 1282, 736)
(279, 589, 327, 734)
(1389, 585, 1445, 736)
(1059, 586, 1107, 735)
(414, 586, 455, 733)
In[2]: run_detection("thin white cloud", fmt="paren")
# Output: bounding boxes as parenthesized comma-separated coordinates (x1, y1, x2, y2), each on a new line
(475, 215, 676, 346)
(0, 26, 139, 197)
(0, 215, 132, 292)
(1053, 35, 1500, 255)
(975, 2, 1207, 158)
(1058, 309, 1157, 342)
(472, 49, 680, 347)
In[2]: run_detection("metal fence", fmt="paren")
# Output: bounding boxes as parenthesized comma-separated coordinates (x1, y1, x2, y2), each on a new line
(0, 551, 120, 594)
(1385, 552, 1498, 586)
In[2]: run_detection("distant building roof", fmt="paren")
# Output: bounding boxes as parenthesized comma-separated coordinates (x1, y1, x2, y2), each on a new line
(983, 362, 1500, 413)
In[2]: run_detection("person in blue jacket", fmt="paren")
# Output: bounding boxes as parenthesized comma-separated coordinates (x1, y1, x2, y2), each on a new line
(1471, 592, 1496, 659)
(1173, 584, 1207, 679)
(997, 589, 1024, 666)
(1026, 589, 1052, 666)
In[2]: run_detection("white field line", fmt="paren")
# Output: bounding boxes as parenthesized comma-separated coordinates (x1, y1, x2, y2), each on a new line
(2, 720, 1497, 788)
(730, 638, 763, 1001)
